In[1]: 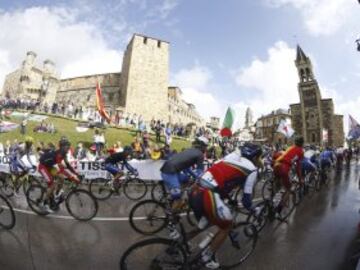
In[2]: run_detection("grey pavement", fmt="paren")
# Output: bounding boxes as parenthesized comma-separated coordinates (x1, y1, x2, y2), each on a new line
(0, 163, 360, 270)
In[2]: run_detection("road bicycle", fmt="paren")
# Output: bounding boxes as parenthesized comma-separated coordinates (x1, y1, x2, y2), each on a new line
(26, 176, 98, 221)
(121, 211, 257, 269)
(0, 193, 15, 230)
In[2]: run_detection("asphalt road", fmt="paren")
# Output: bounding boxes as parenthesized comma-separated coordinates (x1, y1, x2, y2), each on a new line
(1, 163, 360, 270)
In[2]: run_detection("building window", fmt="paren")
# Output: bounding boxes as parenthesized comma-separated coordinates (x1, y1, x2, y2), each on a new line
(87, 94, 91, 101)
(157, 41, 161, 48)
(143, 37, 147, 44)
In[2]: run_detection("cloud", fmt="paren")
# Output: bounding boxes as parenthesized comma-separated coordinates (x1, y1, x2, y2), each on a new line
(0, 6, 124, 91)
(265, 0, 355, 36)
(172, 65, 224, 122)
(235, 41, 298, 118)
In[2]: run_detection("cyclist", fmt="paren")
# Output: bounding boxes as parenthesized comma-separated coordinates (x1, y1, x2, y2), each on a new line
(8, 136, 36, 195)
(104, 146, 137, 189)
(273, 136, 304, 212)
(160, 136, 208, 210)
(188, 143, 263, 269)
(38, 137, 81, 212)
(301, 145, 319, 177)
(319, 147, 335, 183)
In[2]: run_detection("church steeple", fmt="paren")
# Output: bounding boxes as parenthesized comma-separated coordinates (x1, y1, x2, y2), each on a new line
(295, 45, 314, 83)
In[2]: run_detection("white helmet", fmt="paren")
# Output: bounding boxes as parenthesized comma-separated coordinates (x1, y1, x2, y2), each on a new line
(195, 136, 209, 147)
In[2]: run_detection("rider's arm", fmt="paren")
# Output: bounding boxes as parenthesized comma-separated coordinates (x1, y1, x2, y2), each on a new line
(241, 170, 258, 211)
(123, 160, 137, 175)
(64, 158, 79, 176)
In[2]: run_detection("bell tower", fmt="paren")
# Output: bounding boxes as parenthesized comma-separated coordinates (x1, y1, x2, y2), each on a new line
(295, 45, 323, 144)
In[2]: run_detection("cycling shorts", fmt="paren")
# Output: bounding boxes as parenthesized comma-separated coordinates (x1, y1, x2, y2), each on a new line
(105, 163, 120, 176)
(274, 163, 291, 190)
(161, 172, 189, 200)
(38, 164, 78, 187)
(189, 185, 232, 230)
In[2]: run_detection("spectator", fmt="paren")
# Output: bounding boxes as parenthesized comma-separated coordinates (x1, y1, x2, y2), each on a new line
(74, 142, 87, 160)
(20, 117, 27, 135)
(131, 137, 144, 159)
(155, 121, 162, 143)
(164, 124, 172, 146)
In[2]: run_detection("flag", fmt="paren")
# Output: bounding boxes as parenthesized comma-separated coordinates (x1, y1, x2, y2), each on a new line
(220, 107, 235, 137)
(95, 82, 111, 123)
(277, 119, 294, 138)
(348, 114, 360, 140)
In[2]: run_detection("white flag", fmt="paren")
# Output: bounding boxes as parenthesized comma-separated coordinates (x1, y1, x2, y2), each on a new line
(277, 119, 294, 138)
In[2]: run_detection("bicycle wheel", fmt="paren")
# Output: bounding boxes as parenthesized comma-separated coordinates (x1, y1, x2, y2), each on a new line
(120, 238, 187, 270)
(65, 189, 98, 221)
(22, 175, 43, 195)
(89, 178, 113, 200)
(26, 183, 49, 216)
(123, 177, 148, 201)
(151, 182, 166, 202)
(246, 201, 270, 233)
(261, 179, 274, 201)
(0, 193, 16, 229)
(278, 191, 297, 221)
(0, 174, 15, 197)
(129, 199, 168, 235)
(216, 223, 257, 268)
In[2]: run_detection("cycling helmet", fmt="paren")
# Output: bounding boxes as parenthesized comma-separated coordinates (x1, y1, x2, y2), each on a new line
(59, 137, 71, 148)
(193, 136, 209, 147)
(123, 145, 133, 154)
(294, 135, 304, 147)
(240, 143, 262, 161)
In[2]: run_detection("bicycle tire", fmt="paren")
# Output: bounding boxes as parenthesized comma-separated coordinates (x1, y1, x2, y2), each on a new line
(65, 189, 98, 221)
(217, 223, 257, 268)
(123, 177, 148, 201)
(129, 199, 168, 235)
(261, 179, 274, 201)
(89, 178, 113, 201)
(0, 174, 14, 197)
(22, 175, 42, 195)
(0, 193, 16, 229)
(25, 183, 50, 216)
(278, 191, 297, 221)
(120, 237, 187, 270)
(150, 182, 166, 202)
(246, 201, 269, 233)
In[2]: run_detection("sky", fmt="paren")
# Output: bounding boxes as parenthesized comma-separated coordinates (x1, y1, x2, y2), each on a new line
(0, 0, 359, 131)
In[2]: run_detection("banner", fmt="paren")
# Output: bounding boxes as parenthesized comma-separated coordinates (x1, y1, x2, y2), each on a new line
(0, 155, 164, 181)
(95, 82, 111, 123)
(322, 129, 328, 143)
(0, 121, 19, 133)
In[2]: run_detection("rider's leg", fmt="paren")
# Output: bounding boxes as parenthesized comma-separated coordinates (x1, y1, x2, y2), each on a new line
(161, 172, 183, 211)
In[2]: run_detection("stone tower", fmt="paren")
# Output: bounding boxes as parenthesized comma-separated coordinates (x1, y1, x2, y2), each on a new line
(245, 107, 253, 128)
(120, 34, 169, 121)
(295, 45, 324, 144)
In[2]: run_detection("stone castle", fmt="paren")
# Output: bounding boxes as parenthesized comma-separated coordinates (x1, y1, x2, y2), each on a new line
(290, 46, 344, 147)
(1, 34, 203, 126)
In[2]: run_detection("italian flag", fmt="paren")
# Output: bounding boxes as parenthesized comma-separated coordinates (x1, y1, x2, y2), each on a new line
(95, 82, 111, 123)
(220, 107, 235, 137)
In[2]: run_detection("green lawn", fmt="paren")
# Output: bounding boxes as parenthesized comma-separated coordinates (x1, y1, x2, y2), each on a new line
(0, 113, 191, 151)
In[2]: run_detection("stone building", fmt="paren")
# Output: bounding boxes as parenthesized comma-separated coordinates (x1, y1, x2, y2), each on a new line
(1, 34, 204, 126)
(290, 46, 344, 147)
(255, 108, 292, 145)
(207, 116, 220, 131)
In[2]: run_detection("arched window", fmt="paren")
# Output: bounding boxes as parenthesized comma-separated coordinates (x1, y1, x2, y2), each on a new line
(300, 69, 306, 82)
(306, 68, 312, 81)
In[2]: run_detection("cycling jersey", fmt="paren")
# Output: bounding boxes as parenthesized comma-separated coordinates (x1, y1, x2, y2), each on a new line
(104, 152, 136, 176)
(38, 149, 78, 186)
(161, 148, 205, 200)
(274, 145, 304, 189)
(104, 151, 128, 164)
(160, 148, 204, 174)
(320, 150, 334, 169)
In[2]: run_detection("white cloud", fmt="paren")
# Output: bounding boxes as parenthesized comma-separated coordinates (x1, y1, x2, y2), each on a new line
(235, 41, 298, 118)
(0, 6, 124, 90)
(172, 65, 224, 122)
(265, 0, 355, 36)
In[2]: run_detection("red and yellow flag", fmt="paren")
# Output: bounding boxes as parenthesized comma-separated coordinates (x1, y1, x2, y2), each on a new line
(95, 82, 111, 123)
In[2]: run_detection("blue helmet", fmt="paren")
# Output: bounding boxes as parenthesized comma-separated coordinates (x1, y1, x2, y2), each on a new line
(240, 143, 262, 161)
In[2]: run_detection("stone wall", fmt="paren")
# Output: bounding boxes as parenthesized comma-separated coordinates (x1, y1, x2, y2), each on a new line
(56, 73, 122, 109)
(290, 104, 302, 136)
(2, 70, 21, 97)
(332, 115, 345, 147)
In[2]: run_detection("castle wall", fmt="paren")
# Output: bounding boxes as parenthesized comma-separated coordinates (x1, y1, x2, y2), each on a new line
(332, 115, 345, 147)
(56, 73, 122, 109)
(2, 69, 21, 97)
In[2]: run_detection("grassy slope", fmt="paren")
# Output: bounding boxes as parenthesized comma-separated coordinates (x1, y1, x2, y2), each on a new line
(0, 114, 191, 151)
